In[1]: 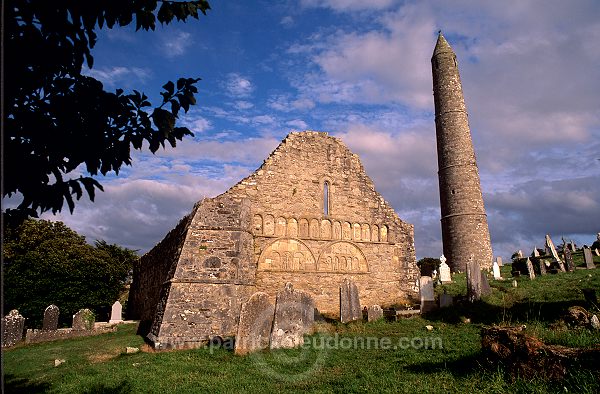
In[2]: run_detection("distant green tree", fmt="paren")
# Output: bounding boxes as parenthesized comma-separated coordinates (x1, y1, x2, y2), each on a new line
(5, 0, 211, 222)
(416, 257, 441, 277)
(3, 219, 138, 327)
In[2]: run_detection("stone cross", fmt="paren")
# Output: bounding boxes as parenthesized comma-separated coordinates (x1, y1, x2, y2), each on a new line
(439, 260, 452, 283)
(367, 305, 384, 322)
(2, 310, 25, 347)
(583, 247, 595, 269)
(235, 292, 274, 355)
(440, 255, 447, 265)
(525, 258, 536, 280)
(545, 234, 565, 271)
(492, 261, 502, 280)
(340, 278, 362, 323)
(270, 283, 314, 349)
(72, 309, 95, 331)
(43, 304, 59, 331)
(419, 276, 436, 312)
(109, 301, 123, 324)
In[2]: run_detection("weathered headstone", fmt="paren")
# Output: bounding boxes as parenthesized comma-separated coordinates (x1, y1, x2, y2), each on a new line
(439, 293, 453, 308)
(270, 283, 314, 349)
(517, 250, 524, 258)
(109, 301, 123, 324)
(42, 305, 59, 331)
(481, 271, 491, 295)
(570, 242, 577, 252)
(72, 309, 95, 331)
(583, 247, 595, 269)
(419, 276, 436, 312)
(545, 234, 565, 272)
(439, 258, 452, 283)
(563, 247, 574, 272)
(367, 305, 384, 322)
(525, 258, 536, 280)
(2, 310, 25, 347)
(512, 279, 518, 288)
(492, 261, 502, 280)
(533, 258, 546, 276)
(466, 258, 482, 302)
(532, 247, 540, 257)
(235, 292, 274, 355)
(340, 278, 362, 323)
(496, 256, 503, 267)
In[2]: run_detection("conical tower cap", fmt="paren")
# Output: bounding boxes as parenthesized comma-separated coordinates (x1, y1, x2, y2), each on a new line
(433, 32, 454, 57)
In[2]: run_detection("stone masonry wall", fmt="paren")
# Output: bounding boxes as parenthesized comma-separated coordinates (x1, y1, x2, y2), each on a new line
(147, 196, 255, 349)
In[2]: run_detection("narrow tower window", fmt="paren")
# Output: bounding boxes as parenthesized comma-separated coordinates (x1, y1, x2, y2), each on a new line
(324, 181, 330, 216)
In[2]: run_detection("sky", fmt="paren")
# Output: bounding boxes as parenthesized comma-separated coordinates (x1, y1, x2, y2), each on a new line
(23, 0, 600, 260)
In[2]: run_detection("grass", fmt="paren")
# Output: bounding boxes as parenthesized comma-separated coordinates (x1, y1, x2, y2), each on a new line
(4, 267, 600, 393)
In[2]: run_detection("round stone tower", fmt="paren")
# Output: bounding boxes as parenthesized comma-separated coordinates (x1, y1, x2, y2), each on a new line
(431, 32, 492, 272)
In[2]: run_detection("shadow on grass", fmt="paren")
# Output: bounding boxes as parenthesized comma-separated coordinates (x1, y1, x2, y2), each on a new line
(423, 299, 594, 325)
(402, 353, 483, 378)
(5, 374, 51, 393)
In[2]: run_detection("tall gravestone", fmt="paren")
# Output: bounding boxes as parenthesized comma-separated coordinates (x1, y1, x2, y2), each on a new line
(538, 258, 547, 276)
(525, 258, 536, 280)
(439, 255, 452, 283)
(270, 283, 314, 349)
(43, 305, 59, 331)
(583, 247, 595, 269)
(563, 247, 574, 272)
(109, 301, 123, 324)
(496, 256, 503, 267)
(532, 247, 540, 257)
(235, 292, 274, 355)
(545, 234, 565, 272)
(492, 261, 502, 280)
(420, 276, 436, 312)
(481, 271, 491, 295)
(2, 310, 25, 347)
(466, 258, 482, 302)
(72, 309, 95, 331)
(367, 305, 384, 322)
(340, 278, 362, 323)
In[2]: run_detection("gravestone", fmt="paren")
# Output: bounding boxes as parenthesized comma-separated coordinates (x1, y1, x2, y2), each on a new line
(563, 247, 574, 272)
(466, 258, 483, 302)
(72, 309, 95, 331)
(570, 242, 577, 252)
(595, 248, 600, 257)
(42, 305, 59, 331)
(439, 293, 453, 308)
(517, 250, 524, 258)
(270, 283, 314, 349)
(583, 247, 595, 269)
(481, 271, 491, 295)
(496, 256, 503, 267)
(340, 278, 362, 323)
(545, 234, 565, 272)
(492, 261, 502, 280)
(109, 301, 123, 324)
(235, 292, 274, 355)
(367, 305, 384, 322)
(419, 276, 436, 312)
(2, 310, 25, 347)
(439, 258, 452, 283)
(525, 258, 536, 280)
(512, 280, 518, 288)
(532, 247, 540, 257)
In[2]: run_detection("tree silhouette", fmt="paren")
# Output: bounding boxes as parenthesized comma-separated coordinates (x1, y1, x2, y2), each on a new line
(4, 0, 211, 221)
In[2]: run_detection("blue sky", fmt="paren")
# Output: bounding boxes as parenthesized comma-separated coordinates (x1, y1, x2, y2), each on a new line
(34, 0, 600, 260)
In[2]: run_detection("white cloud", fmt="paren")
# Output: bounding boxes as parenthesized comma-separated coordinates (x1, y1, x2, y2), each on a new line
(234, 100, 254, 110)
(85, 66, 151, 87)
(160, 31, 193, 58)
(180, 112, 212, 133)
(225, 73, 254, 97)
(280, 16, 294, 27)
(286, 119, 308, 130)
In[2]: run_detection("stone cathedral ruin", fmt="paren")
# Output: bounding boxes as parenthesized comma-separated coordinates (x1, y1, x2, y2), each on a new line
(129, 33, 493, 350)
(129, 131, 420, 349)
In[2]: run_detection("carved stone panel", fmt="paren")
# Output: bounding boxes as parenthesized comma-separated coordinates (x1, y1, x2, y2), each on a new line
(362, 224, 370, 241)
(333, 221, 342, 239)
(342, 222, 351, 240)
(353, 223, 361, 240)
(253, 214, 263, 235)
(321, 219, 332, 239)
(299, 219, 309, 237)
(276, 217, 286, 236)
(317, 241, 368, 272)
(264, 214, 275, 236)
(287, 218, 298, 237)
(258, 238, 317, 271)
